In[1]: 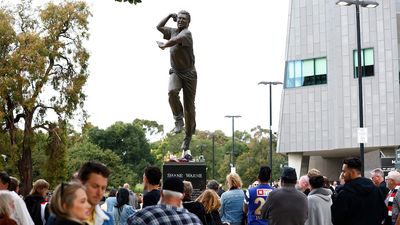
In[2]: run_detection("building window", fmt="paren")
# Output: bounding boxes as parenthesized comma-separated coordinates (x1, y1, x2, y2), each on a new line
(284, 57, 327, 88)
(353, 48, 374, 78)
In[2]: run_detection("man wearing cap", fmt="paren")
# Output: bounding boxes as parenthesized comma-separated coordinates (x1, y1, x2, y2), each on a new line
(260, 167, 308, 225)
(126, 177, 202, 225)
(244, 166, 274, 225)
(384, 171, 400, 225)
(331, 157, 386, 225)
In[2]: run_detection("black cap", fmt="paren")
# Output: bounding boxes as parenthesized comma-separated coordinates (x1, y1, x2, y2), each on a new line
(281, 167, 297, 182)
(163, 177, 184, 193)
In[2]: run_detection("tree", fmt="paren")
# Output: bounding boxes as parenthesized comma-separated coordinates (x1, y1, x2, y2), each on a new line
(235, 126, 287, 187)
(115, 0, 142, 5)
(88, 121, 155, 183)
(0, 0, 91, 195)
(67, 141, 136, 188)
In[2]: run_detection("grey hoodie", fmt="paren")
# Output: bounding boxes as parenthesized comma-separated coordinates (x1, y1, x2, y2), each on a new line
(305, 188, 333, 225)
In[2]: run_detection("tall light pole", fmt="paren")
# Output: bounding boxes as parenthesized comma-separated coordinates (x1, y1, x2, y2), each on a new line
(259, 81, 282, 184)
(336, 0, 378, 177)
(212, 133, 215, 179)
(225, 115, 241, 169)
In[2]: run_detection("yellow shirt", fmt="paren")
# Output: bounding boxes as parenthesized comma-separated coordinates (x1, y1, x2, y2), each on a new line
(86, 210, 95, 225)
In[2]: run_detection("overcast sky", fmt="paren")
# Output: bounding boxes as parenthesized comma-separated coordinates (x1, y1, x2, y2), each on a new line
(32, 0, 290, 137)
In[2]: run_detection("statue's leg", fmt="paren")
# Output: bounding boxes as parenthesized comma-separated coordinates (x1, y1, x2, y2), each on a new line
(168, 73, 184, 133)
(181, 75, 197, 152)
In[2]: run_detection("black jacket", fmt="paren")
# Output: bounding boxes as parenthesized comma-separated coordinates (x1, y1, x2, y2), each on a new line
(183, 200, 207, 225)
(331, 177, 386, 225)
(24, 194, 48, 225)
(53, 217, 87, 225)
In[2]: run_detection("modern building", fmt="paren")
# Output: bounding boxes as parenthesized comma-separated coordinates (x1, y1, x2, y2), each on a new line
(277, 0, 400, 179)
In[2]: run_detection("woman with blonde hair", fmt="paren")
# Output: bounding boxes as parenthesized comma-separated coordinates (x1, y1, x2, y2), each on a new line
(196, 189, 223, 225)
(25, 179, 50, 225)
(50, 182, 90, 225)
(220, 173, 244, 225)
(0, 191, 17, 225)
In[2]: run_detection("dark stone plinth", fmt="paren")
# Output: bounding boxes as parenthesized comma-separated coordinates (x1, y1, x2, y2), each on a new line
(163, 162, 207, 200)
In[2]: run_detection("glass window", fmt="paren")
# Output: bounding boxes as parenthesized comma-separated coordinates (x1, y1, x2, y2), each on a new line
(285, 62, 295, 88)
(354, 48, 374, 77)
(284, 57, 327, 88)
(303, 59, 314, 77)
(295, 61, 302, 87)
(315, 58, 327, 75)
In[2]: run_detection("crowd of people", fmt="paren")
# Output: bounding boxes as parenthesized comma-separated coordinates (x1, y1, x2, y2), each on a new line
(0, 157, 397, 225)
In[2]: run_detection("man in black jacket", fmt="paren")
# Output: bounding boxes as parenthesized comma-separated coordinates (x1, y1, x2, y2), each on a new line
(331, 157, 386, 225)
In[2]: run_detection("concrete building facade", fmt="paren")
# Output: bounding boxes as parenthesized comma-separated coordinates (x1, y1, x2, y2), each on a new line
(278, 0, 400, 179)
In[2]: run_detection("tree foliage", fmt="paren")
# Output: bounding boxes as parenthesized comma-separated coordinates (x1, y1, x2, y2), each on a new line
(0, 0, 91, 195)
(114, 0, 142, 5)
(66, 141, 136, 188)
(88, 121, 156, 183)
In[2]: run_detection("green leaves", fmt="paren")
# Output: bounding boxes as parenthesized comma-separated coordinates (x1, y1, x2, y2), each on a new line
(0, 0, 91, 195)
(115, 0, 142, 5)
(88, 121, 156, 183)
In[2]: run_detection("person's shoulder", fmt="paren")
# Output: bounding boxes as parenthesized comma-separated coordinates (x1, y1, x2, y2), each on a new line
(0, 217, 18, 225)
(180, 210, 202, 224)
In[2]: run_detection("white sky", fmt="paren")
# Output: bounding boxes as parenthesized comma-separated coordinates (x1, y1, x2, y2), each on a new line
(30, 0, 290, 137)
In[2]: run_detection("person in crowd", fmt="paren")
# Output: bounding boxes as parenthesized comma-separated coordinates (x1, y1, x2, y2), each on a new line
(49, 182, 91, 225)
(113, 188, 135, 225)
(220, 173, 245, 225)
(323, 176, 336, 198)
(47, 161, 113, 225)
(207, 180, 219, 193)
(182, 181, 207, 225)
(126, 177, 202, 225)
(261, 167, 308, 225)
(76, 161, 113, 225)
(217, 184, 225, 197)
(331, 157, 386, 225)
(105, 189, 117, 214)
(384, 170, 400, 225)
(371, 168, 390, 197)
(0, 172, 10, 190)
(142, 166, 162, 208)
(0, 190, 18, 225)
(307, 168, 321, 178)
(243, 166, 273, 225)
(25, 179, 50, 225)
(305, 175, 332, 225)
(0, 172, 34, 225)
(197, 189, 223, 225)
(297, 175, 311, 195)
(123, 183, 139, 209)
(9, 177, 21, 195)
(332, 172, 345, 202)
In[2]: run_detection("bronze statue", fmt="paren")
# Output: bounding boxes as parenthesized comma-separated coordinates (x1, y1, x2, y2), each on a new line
(157, 10, 196, 160)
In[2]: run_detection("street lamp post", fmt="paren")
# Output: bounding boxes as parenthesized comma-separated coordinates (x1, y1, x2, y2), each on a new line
(225, 115, 241, 169)
(212, 133, 215, 179)
(336, 0, 378, 177)
(259, 81, 283, 184)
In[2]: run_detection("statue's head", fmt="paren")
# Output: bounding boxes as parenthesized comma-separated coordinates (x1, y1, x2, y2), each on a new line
(177, 10, 190, 30)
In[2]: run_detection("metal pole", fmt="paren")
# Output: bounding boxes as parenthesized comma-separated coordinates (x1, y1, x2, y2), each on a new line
(355, 0, 365, 177)
(258, 81, 282, 182)
(269, 84, 273, 185)
(212, 133, 215, 179)
(231, 117, 235, 168)
(225, 115, 241, 170)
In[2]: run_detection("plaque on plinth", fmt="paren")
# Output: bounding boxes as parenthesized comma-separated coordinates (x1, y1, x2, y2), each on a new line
(163, 162, 206, 200)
